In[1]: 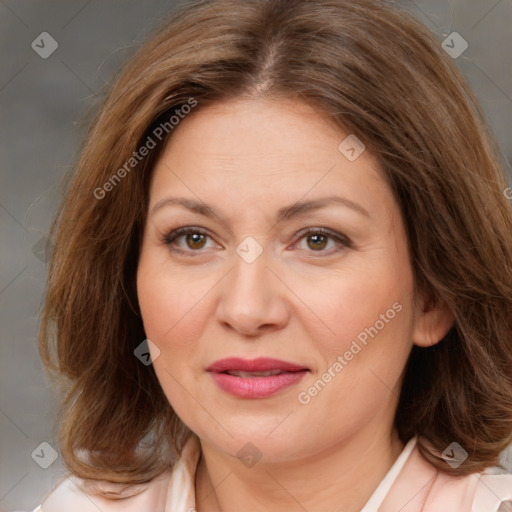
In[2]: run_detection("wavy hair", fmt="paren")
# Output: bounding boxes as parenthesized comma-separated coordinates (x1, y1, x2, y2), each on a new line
(39, 0, 512, 494)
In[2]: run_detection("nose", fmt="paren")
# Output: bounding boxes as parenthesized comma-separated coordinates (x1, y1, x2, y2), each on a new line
(215, 246, 290, 337)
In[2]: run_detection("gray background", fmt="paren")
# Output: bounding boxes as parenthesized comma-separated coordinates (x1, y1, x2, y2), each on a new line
(1, 1, 511, 510)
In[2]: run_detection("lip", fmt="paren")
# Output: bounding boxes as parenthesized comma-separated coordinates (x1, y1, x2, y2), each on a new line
(207, 357, 310, 399)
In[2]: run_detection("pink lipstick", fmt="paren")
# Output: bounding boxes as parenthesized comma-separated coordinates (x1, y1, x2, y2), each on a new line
(207, 357, 309, 398)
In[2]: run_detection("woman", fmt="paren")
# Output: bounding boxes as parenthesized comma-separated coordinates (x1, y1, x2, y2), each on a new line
(35, 0, 512, 510)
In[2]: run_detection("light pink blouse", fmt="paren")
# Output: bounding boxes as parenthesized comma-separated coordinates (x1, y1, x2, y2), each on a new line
(34, 435, 512, 511)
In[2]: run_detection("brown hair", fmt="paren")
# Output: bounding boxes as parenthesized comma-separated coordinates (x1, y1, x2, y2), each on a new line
(40, 0, 512, 493)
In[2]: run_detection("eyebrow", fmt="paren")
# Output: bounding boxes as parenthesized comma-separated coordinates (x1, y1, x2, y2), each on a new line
(150, 195, 370, 223)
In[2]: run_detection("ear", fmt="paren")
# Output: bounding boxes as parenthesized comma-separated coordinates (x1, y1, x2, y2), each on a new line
(412, 292, 454, 348)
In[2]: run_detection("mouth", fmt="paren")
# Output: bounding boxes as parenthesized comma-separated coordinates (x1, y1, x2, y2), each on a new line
(222, 369, 292, 377)
(206, 358, 310, 398)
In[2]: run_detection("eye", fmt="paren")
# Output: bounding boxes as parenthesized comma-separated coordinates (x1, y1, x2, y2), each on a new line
(294, 228, 351, 254)
(162, 226, 351, 256)
(162, 227, 218, 254)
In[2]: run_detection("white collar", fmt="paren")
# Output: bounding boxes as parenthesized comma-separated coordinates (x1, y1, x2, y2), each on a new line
(361, 436, 418, 511)
(165, 435, 418, 512)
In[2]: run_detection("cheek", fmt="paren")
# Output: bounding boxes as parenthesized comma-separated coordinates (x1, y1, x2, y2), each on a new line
(296, 274, 413, 431)
(296, 255, 413, 362)
(136, 248, 215, 349)
(136, 254, 213, 413)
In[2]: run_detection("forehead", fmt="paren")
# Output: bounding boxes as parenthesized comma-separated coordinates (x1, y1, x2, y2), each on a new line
(161, 96, 348, 164)
(149, 97, 391, 220)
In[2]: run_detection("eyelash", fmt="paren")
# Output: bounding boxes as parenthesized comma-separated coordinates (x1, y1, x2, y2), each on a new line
(161, 226, 352, 256)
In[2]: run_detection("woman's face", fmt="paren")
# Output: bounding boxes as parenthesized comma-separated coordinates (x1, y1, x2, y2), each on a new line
(137, 96, 420, 462)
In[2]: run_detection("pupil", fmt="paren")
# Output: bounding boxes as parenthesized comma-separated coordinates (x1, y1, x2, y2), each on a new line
(309, 234, 327, 250)
(187, 233, 205, 249)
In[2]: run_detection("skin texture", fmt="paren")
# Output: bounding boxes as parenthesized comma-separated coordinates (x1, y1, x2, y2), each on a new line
(136, 97, 454, 512)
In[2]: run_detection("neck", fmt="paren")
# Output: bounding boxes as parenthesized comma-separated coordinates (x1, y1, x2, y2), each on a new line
(194, 425, 404, 512)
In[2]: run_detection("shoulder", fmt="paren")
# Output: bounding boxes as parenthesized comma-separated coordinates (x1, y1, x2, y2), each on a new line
(425, 463, 512, 511)
(383, 442, 512, 512)
(34, 470, 173, 512)
(472, 472, 512, 511)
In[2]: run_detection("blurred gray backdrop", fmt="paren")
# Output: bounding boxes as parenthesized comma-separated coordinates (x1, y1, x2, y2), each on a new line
(1, 1, 511, 511)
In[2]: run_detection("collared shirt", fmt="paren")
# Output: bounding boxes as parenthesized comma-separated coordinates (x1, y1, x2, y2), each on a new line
(35, 434, 512, 511)
(165, 434, 418, 511)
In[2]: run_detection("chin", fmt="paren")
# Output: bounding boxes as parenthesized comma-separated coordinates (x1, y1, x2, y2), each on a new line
(193, 416, 314, 463)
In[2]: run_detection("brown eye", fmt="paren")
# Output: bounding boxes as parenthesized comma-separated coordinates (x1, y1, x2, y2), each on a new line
(307, 233, 328, 250)
(295, 228, 352, 255)
(185, 232, 207, 249)
(163, 227, 215, 254)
